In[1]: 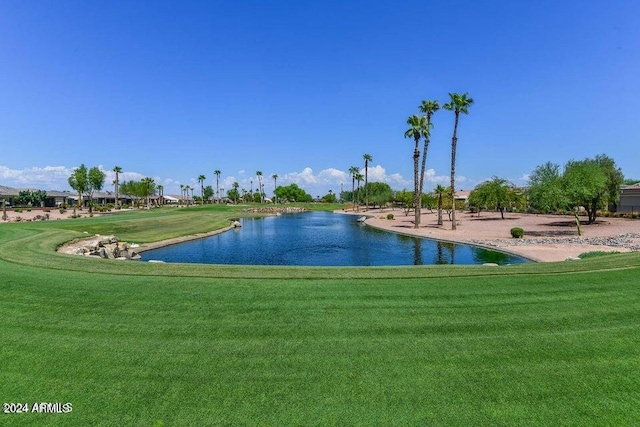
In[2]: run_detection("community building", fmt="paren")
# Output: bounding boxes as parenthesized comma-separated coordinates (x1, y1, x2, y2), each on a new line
(618, 183, 640, 214)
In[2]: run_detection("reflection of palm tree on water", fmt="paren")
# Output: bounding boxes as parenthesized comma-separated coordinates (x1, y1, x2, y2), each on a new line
(435, 241, 456, 264)
(413, 239, 423, 265)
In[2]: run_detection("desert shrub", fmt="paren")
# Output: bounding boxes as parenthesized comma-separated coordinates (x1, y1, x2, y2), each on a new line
(14, 208, 22, 213)
(59, 208, 67, 214)
(43, 208, 51, 213)
(387, 213, 394, 220)
(510, 227, 524, 239)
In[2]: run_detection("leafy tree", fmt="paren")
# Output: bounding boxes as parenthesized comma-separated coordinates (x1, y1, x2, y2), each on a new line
(363, 154, 372, 207)
(594, 154, 624, 213)
(623, 178, 640, 186)
(404, 114, 429, 228)
(228, 182, 240, 204)
(68, 164, 104, 213)
(529, 155, 623, 227)
(203, 185, 214, 201)
(321, 191, 337, 203)
(563, 159, 607, 226)
(468, 177, 517, 219)
(365, 182, 393, 208)
(16, 190, 48, 207)
(528, 162, 566, 214)
(275, 183, 312, 203)
(68, 164, 89, 207)
(394, 190, 415, 216)
(87, 167, 106, 213)
(443, 92, 474, 230)
(418, 99, 439, 199)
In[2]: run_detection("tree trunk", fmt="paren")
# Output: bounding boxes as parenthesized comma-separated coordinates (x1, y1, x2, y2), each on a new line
(437, 194, 443, 225)
(450, 113, 460, 230)
(413, 136, 421, 229)
(365, 161, 368, 209)
(574, 212, 583, 236)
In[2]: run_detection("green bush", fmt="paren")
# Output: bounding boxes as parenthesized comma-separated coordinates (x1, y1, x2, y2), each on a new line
(14, 208, 22, 213)
(510, 227, 524, 239)
(386, 213, 394, 220)
(59, 208, 67, 214)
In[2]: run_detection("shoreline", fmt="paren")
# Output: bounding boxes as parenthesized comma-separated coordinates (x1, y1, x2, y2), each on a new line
(55, 208, 640, 263)
(336, 208, 640, 262)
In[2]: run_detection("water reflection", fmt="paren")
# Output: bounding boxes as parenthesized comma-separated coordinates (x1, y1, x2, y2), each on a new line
(141, 211, 529, 266)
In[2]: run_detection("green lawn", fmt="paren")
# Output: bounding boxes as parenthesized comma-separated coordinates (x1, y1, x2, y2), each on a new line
(1, 205, 639, 425)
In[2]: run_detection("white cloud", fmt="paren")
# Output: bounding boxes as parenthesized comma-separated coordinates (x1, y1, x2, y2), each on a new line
(0, 165, 73, 189)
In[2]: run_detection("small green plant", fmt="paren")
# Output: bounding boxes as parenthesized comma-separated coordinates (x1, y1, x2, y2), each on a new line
(14, 208, 22, 213)
(386, 213, 394, 220)
(578, 251, 621, 259)
(510, 227, 524, 238)
(59, 208, 67, 214)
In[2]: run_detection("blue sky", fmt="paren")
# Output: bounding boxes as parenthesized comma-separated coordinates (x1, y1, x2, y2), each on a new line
(1, 1, 639, 197)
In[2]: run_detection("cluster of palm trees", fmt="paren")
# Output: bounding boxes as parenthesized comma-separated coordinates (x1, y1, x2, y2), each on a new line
(347, 153, 373, 210)
(404, 93, 473, 229)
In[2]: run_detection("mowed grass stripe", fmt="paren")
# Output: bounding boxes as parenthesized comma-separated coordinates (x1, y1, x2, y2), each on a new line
(1, 205, 639, 425)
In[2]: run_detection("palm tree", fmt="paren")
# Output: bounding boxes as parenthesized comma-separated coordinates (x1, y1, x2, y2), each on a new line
(272, 174, 278, 204)
(433, 184, 448, 226)
(198, 175, 206, 205)
(214, 170, 221, 203)
(157, 184, 164, 206)
(348, 166, 359, 208)
(256, 171, 264, 203)
(418, 100, 439, 197)
(232, 181, 240, 204)
(404, 114, 429, 229)
(363, 153, 372, 208)
(113, 166, 122, 209)
(443, 93, 474, 230)
(179, 184, 185, 205)
(355, 172, 364, 211)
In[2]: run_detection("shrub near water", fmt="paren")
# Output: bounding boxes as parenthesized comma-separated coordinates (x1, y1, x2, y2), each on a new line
(511, 227, 524, 238)
(387, 213, 394, 220)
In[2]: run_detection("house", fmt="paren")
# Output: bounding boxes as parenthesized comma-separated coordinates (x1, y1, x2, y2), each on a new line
(618, 183, 640, 214)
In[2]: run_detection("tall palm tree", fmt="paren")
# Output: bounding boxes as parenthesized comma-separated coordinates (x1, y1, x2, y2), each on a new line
(418, 100, 439, 196)
(443, 93, 474, 230)
(179, 184, 185, 205)
(404, 114, 429, 229)
(256, 171, 264, 203)
(348, 166, 359, 208)
(271, 174, 278, 204)
(363, 153, 372, 208)
(189, 186, 194, 203)
(157, 184, 164, 206)
(433, 184, 448, 226)
(113, 166, 122, 209)
(232, 181, 239, 204)
(214, 170, 221, 203)
(198, 175, 206, 205)
(355, 172, 364, 211)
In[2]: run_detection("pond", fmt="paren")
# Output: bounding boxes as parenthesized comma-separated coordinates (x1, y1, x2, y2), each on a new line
(141, 211, 529, 266)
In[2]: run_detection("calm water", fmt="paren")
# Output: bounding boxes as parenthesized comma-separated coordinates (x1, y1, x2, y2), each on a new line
(141, 211, 529, 266)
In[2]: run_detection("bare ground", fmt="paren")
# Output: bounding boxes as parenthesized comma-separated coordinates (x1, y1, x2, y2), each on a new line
(340, 208, 640, 262)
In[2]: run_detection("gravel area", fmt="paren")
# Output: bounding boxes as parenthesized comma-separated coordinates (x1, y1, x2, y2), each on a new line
(342, 209, 640, 262)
